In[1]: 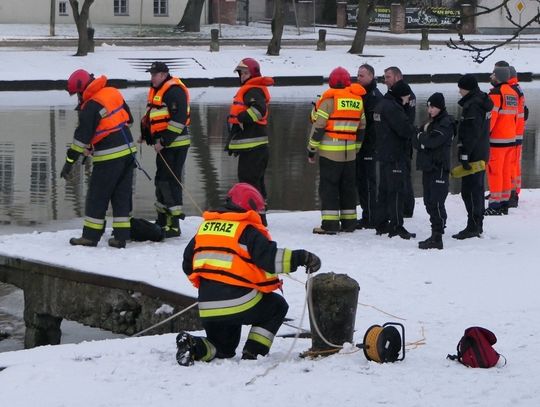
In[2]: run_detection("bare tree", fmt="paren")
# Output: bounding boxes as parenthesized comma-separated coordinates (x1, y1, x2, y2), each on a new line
(177, 0, 206, 32)
(447, 0, 540, 63)
(69, 0, 94, 56)
(348, 0, 378, 54)
(267, 0, 284, 56)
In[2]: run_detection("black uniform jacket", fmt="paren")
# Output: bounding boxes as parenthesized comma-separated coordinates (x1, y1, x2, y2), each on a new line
(359, 80, 384, 155)
(414, 110, 455, 172)
(374, 93, 416, 163)
(457, 88, 494, 163)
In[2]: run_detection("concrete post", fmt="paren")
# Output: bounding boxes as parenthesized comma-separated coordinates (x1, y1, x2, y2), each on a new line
(317, 29, 326, 51)
(390, 3, 406, 34)
(24, 313, 62, 348)
(460, 4, 476, 35)
(336, 2, 348, 28)
(420, 28, 429, 50)
(210, 29, 220, 52)
(308, 272, 360, 352)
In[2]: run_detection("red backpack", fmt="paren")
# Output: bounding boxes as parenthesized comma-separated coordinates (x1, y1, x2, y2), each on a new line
(447, 327, 503, 368)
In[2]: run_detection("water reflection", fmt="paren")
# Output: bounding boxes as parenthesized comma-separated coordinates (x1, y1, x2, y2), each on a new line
(0, 84, 539, 227)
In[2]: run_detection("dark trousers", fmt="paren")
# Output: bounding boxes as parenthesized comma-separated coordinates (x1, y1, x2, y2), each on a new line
(155, 146, 188, 213)
(356, 150, 377, 226)
(238, 146, 269, 199)
(200, 292, 288, 359)
(403, 157, 415, 217)
(375, 160, 406, 229)
(422, 169, 449, 234)
(461, 170, 485, 231)
(83, 156, 134, 241)
(319, 157, 357, 231)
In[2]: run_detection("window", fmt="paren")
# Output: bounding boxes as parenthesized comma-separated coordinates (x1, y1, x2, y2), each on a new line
(114, 0, 129, 16)
(154, 0, 168, 16)
(58, 1, 68, 16)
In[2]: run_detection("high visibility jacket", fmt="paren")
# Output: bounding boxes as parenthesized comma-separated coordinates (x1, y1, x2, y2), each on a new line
(489, 83, 518, 146)
(80, 76, 130, 145)
(146, 77, 190, 145)
(309, 84, 366, 153)
(228, 76, 273, 126)
(189, 210, 282, 293)
(508, 77, 526, 144)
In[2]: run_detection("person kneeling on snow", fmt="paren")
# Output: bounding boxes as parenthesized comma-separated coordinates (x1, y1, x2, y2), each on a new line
(177, 183, 321, 366)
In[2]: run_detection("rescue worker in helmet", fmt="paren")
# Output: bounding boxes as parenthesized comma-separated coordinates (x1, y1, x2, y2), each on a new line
(226, 58, 274, 223)
(140, 61, 191, 238)
(176, 183, 321, 366)
(61, 69, 136, 249)
(308, 66, 366, 234)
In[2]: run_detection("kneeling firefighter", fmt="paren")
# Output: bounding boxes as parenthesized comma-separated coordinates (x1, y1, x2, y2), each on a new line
(61, 69, 136, 249)
(177, 183, 321, 365)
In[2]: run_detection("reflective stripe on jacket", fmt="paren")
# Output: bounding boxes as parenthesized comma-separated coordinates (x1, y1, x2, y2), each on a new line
(489, 83, 518, 146)
(80, 76, 130, 146)
(228, 77, 272, 126)
(146, 77, 191, 145)
(189, 210, 283, 293)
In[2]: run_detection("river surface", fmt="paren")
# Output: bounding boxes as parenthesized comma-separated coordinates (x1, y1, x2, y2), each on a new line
(1, 83, 539, 352)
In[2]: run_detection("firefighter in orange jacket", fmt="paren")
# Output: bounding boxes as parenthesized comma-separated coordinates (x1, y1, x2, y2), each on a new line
(226, 58, 274, 219)
(141, 61, 190, 237)
(486, 67, 518, 215)
(176, 183, 321, 366)
(308, 67, 366, 234)
(61, 69, 135, 249)
(507, 66, 527, 207)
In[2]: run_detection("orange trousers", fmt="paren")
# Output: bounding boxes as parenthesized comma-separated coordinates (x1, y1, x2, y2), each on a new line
(487, 146, 513, 207)
(511, 145, 522, 195)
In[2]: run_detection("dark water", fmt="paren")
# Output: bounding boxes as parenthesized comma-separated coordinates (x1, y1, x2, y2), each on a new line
(1, 84, 539, 226)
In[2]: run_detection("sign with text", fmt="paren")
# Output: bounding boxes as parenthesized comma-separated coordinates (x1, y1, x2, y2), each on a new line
(347, 6, 461, 28)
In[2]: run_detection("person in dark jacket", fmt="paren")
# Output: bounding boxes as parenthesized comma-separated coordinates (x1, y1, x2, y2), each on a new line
(356, 63, 383, 229)
(414, 93, 454, 249)
(373, 80, 416, 239)
(176, 183, 321, 366)
(384, 67, 416, 218)
(452, 74, 494, 239)
(61, 69, 135, 249)
(141, 61, 191, 238)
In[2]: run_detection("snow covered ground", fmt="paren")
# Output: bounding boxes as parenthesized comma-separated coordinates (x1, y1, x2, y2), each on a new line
(1, 190, 540, 406)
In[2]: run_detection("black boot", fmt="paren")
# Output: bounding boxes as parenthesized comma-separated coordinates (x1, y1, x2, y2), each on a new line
(108, 238, 126, 249)
(175, 331, 196, 367)
(164, 215, 181, 238)
(388, 226, 416, 240)
(508, 191, 519, 208)
(418, 232, 443, 250)
(452, 227, 481, 240)
(155, 211, 167, 227)
(69, 237, 98, 247)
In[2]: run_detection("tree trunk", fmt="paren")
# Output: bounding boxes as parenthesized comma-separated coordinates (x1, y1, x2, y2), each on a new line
(348, 0, 377, 54)
(267, 0, 284, 56)
(177, 0, 206, 32)
(50, 0, 56, 36)
(69, 0, 94, 56)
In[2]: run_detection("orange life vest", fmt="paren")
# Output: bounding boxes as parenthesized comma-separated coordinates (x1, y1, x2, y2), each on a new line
(228, 76, 274, 126)
(146, 77, 190, 135)
(189, 210, 282, 293)
(81, 76, 130, 145)
(312, 84, 365, 141)
(489, 83, 518, 145)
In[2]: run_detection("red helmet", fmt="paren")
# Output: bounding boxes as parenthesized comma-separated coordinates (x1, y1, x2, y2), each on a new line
(234, 58, 261, 78)
(328, 67, 351, 89)
(226, 183, 265, 212)
(67, 69, 93, 95)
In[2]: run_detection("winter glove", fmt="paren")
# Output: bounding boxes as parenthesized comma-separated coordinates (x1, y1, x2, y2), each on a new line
(60, 161, 73, 179)
(303, 251, 321, 274)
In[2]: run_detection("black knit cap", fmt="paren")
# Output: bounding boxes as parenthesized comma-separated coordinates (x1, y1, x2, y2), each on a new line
(458, 74, 479, 91)
(389, 80, 412, 98)
(427, 92, 445, 110)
